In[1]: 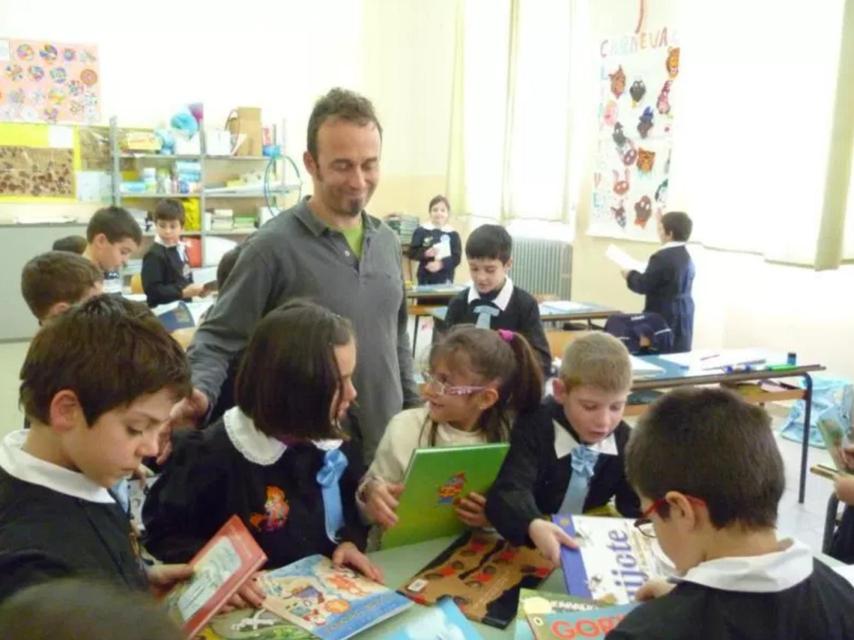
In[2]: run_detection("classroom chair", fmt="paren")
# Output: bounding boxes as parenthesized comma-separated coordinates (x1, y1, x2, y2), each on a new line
(604, 312, 673, 355)
(130, 273, 144, 295)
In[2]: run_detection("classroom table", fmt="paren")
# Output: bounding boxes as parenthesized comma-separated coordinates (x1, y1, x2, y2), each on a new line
(364, 535, 565, 639)
(362, 534, 844, 638)
(430, 300, 620, 329)
(629, 353, 825, 505)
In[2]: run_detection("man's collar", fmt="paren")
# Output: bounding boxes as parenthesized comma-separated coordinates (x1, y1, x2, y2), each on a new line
(295, 197, 379, 237)
(467, 277, 514, 311)
(680, 539, 813, 592)
(0, 430, 114, 503)
(223, 407, 342, 466)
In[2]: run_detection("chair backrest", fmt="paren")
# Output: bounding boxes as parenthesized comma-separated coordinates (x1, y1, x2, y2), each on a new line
(603, 312, 674, 355)
(130, 272, 144, 295)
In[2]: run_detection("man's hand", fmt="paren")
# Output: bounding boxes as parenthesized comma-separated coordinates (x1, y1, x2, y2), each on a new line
(158, 388, 210, 464)
(528, 519, 577, 565)
(362, 479, 404, 529)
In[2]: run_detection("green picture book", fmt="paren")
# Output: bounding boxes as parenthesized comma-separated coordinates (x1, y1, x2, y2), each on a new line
(381, 443, 510, 549)
(817, 408, 854, 473)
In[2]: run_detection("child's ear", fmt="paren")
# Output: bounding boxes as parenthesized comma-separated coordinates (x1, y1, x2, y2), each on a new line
(475, 388, 500, 411)
(48, 389, 84, 433)
(92, 232, 108, 247)
(504, 257, 513, 271)
(665, 490, 703, 529)
(553, 378, 568, 404)
(45, 301, 71, 319)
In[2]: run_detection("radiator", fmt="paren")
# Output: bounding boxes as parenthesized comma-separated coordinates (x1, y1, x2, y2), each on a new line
(510, 236, 572, 300)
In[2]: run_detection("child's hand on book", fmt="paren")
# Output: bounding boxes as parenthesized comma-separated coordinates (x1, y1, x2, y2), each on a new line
(333, 542, 385, 584)
(362, 479, 404, 529)
(146, 563, 194, 598)
(842, 444, 854, 472)
(455, 492, 489, 528)
(528, 519, 577, 565)
(835, 474, 854, 505)
(222, 571, 266, 612)
(635, 577, 675, 601)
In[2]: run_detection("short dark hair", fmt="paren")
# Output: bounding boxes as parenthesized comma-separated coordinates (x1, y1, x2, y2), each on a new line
(52, 235, 87, 254)
(307, 88, 383, 161)
(428, 325, 543, 444)
(626, 387, 784, 530)
(661, 210, 692, 241)
(20, 295, 192, 426)
(216, 244, 245, 289)
(86, 206, 143, 245)
(0, 578, 183, 640)
(465, 224, 512, 263)
(235, 300, 354, 440)
(21, 251, 104, 320)
(153, 199, 185, 226)
(428, 195, 451, 213)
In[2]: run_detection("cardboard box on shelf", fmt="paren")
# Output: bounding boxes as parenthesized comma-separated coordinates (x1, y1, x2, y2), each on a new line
(226, 107, 263, 156)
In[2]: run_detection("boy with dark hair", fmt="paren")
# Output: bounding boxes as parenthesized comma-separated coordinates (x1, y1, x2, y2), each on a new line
(487, 332, 640, 563)
(141, 199, 205, 307)
(608, 387, 854, 640)
(52, 235, 87, 254)
(622, 210, 695, 352)
(21, 251, 104, 322)
(0, 295, 193, 601)
(83, 206, 143, 294)
(444, 224, 551, 377)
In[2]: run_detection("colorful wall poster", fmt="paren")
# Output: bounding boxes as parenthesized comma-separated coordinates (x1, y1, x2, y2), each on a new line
(0, 38, 101, 124)
(589, 28, 679, 240)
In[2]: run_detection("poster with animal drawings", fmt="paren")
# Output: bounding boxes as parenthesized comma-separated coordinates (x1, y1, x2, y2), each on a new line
(0, 38, 101, 124)
(589, 28, 679, 240)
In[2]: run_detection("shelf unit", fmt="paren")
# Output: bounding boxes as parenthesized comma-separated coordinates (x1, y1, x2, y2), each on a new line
(108, 116, 301, 264)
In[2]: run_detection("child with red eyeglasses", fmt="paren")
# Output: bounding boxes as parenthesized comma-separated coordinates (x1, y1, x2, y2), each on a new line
(609, 387, 854, 640)
(360, 325, 543, 532)
(486, 332, 641, 564)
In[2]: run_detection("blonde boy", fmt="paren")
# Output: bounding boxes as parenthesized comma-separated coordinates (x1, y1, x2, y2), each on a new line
(487, 332, 640, 563)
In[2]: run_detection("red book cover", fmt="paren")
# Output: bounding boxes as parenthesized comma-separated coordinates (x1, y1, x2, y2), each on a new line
(163, 515, 267, 638)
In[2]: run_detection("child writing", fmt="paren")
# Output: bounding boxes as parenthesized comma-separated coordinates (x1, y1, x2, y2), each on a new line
(621, 210, 695, 352)
(608, 388, 854, 640)
(486, 332, 641, 564)
(83, 206, 142, 294)
(444, 224, 551, 378)
(142, 199, 207, 307)
(0, 295, 193, 601)
(361, 325, 544, 530)
(408, 195, 462, 285)
(143, 300, 380, 607)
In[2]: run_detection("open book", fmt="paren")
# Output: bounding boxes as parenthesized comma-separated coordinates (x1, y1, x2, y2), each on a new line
(526, 602, 637, 640)
(816, 407, 854, 473)
(164, 515, 267, 638)
(553, 515, 673, 604)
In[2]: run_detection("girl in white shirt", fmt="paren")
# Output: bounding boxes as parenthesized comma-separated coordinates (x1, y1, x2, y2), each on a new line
(361, 325, 543, 531)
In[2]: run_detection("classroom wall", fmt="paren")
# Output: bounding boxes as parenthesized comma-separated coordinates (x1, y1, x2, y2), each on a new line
(571, 0, 854, 382)
(0, 0, 365, 221)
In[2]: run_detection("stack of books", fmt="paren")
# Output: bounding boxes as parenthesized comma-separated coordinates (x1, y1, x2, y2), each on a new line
(209, 208, 234, 231)
(233, 214, 257, 231)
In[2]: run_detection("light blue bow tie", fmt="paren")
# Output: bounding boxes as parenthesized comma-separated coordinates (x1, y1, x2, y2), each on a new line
(473, 304, 500, 329)
(316, 448, 348, 543)
(559, 446, 600, 515)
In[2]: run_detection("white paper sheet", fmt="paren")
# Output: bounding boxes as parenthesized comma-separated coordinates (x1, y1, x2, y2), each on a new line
(606, 244, 646, 273)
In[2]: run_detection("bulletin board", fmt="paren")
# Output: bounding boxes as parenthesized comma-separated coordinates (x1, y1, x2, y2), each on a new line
(588, 28, 680, 240)
(0, 38, 101, 124)
(0, 122, 81, 201)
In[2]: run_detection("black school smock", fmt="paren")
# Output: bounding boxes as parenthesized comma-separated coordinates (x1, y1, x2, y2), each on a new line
(0, 430, 147, 602)
(607, 539, 854, 640)
(444, 278, 552, 378)
(626, 243, 695, 352)
(141, 240, 193, 307)
(142, 407, 367, 568)
(408, 224, 462, 285)
(486, 396, 640, 545)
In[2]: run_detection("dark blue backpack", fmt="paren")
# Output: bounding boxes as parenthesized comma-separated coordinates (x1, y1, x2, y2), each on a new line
(604, 312, 674, 355)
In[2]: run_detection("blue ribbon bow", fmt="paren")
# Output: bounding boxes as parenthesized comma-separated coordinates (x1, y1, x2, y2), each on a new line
(316, 448, 348, 543)
(559, 446, 600, 515)
(473, 304, 500, 329)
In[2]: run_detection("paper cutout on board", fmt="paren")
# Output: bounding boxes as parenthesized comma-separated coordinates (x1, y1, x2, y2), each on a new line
(0, 39, 100, 124)
(589, 28, 680, 240)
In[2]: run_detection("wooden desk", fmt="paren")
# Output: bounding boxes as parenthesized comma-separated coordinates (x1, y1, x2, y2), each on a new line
(430, 301, 620, 329)
(628, 354, 825, 504)
(406, 285, 467, 356)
